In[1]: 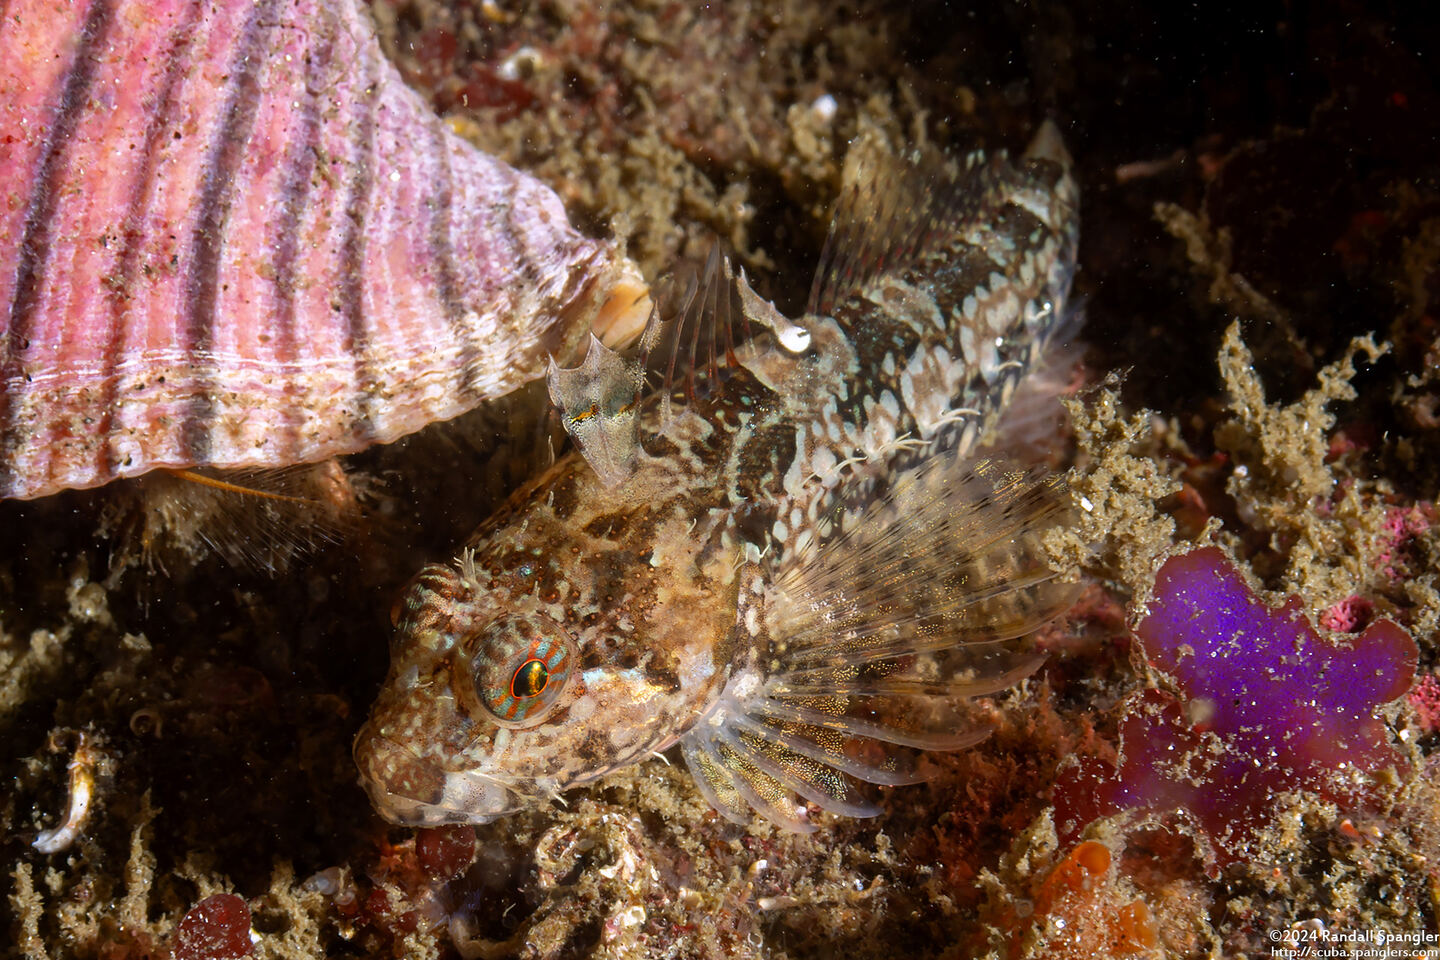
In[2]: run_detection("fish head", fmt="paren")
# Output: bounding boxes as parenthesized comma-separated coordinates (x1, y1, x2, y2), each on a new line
(355, 476, 740, 826)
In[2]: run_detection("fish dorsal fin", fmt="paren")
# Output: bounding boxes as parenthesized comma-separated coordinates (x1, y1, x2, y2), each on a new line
(649, 241, 819, 421)
(549, 239, 785, 485)
(545, 333, 648, 488)
(806, 129, 997, 317)
(647, 241, 754, 425)
(679, 455, 1077, 832)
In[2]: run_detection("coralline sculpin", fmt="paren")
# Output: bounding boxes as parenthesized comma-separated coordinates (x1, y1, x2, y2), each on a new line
(356, 122, 1080, 832)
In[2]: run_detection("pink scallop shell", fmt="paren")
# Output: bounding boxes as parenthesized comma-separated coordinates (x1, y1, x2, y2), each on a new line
(0, 0, 643, 500)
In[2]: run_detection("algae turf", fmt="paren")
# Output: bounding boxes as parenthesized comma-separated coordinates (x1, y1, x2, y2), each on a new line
(6, 1, 1440, 958)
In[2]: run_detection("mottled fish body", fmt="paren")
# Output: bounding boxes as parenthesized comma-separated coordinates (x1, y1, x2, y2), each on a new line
(356, 123, 1080, 831)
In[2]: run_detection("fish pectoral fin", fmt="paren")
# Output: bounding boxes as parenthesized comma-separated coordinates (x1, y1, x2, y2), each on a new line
(678, 457, 1077, 832)
(679, 686, 886, 835)
(770, 455, 1078, 671)
(678, 644, 1045, 832)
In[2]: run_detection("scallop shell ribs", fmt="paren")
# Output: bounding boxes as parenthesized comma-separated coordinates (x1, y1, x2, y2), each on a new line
(0, 0, 644, 500)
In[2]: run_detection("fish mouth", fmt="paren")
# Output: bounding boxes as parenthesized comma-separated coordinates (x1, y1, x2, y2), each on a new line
(353, 728, 518, 827)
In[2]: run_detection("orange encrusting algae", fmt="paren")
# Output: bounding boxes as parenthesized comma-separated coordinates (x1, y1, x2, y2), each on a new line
(1002, 841, 1160, 959)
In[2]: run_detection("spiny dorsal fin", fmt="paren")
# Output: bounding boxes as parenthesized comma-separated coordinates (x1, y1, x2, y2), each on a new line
(549, 239, 810, 487)
(679, 455, 1077, 831)
(545, 333, 648, 489)
(648, 241, 751, 423)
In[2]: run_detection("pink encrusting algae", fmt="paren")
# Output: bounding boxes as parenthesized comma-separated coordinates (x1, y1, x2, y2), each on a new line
(1052, 547, 1418, 871)
(0, 0, 648, 501)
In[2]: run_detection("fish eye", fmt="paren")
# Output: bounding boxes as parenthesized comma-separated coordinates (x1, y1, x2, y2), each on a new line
(453, 614, 577, 728)
(511, 659, 548, 698)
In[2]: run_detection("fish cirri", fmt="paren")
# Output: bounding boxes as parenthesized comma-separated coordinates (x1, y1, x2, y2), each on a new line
(356, 122, 1080, 832)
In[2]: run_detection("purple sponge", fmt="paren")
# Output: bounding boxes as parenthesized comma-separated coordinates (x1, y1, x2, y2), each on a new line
(1053, 547, 1416, 869)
